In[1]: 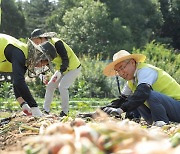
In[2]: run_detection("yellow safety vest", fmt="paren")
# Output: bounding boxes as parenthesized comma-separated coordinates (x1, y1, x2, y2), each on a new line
(49, 38, 80, 74)
(0, 34, 28, 72)
(128, 63, 180, 102)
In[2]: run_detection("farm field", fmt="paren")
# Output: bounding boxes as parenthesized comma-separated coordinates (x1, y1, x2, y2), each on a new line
(1, 99, 180, 154)
(0, 0, 180, 153)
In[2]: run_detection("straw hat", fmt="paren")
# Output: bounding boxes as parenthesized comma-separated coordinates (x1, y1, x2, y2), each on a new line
(103, 50, 146, 76)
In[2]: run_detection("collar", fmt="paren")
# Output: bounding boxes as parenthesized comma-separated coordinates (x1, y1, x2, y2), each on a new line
(131, 63, 139, 84)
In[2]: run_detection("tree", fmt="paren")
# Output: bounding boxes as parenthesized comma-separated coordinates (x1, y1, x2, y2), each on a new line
(0, 0, 26, 38)
(102, 0, 163, 47)
(133, 41, 180, 83)
(158, 0, 180, 49)
(55, 0, 133, 58)
(46, 0, 78, 32)
(22, 0, 56, 36)
(0, 0, 1, 26)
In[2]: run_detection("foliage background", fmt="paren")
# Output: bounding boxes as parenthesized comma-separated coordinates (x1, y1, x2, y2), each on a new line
(0, 0, 179, 102)
(0, 42, 179, 102)
(0, 0, 180, 57)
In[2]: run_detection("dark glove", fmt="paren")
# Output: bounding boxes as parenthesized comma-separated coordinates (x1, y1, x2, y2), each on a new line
(103, 107, 123, 116)
(125, 109, 141, 119)
(100, 95, 127, 110)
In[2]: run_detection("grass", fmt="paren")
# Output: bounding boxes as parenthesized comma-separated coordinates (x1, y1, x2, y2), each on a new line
(0, 97, 112, 119)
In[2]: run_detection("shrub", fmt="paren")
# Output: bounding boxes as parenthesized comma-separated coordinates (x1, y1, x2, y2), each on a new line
(133, 41, 180, 83)
(0, 82, 14, 99)
(69, 55, 120, 98)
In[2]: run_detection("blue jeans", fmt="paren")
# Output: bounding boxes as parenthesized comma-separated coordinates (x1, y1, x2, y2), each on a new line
(137, 91, 180, 124)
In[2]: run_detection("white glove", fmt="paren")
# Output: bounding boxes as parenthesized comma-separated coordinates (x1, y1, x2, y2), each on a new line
(39, 74, 48, 85)
(31, 107, 42, 117)
(49, 71, 61, 83)
(21, 102, 32, 116)
(103, 107, 123, 116)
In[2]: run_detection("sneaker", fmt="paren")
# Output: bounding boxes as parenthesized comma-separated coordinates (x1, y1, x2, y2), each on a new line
(43, 109, 50, 115)
(153, 121, 167, 127)
(59, 111, 67, 117)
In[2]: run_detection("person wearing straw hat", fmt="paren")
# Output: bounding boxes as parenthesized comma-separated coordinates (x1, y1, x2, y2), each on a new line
(103, 50, 180, 126)
(0, 33, 57, 117)
(30, 29, 81, 117)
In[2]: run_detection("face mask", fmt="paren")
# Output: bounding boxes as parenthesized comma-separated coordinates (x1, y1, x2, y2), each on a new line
(27, 65, 50, 78)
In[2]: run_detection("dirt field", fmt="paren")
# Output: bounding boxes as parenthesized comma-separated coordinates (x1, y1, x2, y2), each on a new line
(0, 112, 60, 153)
(1, 110, 180, 154)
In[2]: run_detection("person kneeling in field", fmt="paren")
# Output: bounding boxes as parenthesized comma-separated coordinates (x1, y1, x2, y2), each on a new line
(0, 33, 57, 117)
(102, 50, 180, 127)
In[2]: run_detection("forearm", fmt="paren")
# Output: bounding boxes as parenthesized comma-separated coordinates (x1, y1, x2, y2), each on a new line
(13, 79, 38, 107)
(11, 48, 38, 107)
(16, 97, 25, 104)
(55, 41, 69, 73)
(121, 83, 152, 112)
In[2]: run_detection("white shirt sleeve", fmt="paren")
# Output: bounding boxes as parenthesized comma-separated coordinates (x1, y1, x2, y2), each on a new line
(137, 67, 158, 86)
(121, 82, 133, 96)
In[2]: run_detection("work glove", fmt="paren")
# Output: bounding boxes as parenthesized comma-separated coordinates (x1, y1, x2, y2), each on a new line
(49, 71, 61, 83)
(103, 107, 123, 116)
(21, 102, 32, 116)
(31, 107, 42, 117)
(100, 95, 127, 110)
(39, 74, 48, 85)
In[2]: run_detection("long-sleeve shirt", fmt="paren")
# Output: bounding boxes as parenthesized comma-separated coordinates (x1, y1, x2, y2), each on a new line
(4, 44, 38, 107)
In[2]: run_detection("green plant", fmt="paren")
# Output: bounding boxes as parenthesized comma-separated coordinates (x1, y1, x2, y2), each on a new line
(133, 41, 180, 83)
(0, 82, 14, 99)
(69, 55, 120, 99)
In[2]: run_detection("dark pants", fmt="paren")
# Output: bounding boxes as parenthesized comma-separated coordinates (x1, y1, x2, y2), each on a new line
(137, 91, 180, 124)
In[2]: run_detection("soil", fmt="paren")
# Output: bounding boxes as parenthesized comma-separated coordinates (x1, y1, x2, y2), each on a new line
(1, 110, 180, 154)
(0, 112, 59, 153)
(0, 135, 30, 154)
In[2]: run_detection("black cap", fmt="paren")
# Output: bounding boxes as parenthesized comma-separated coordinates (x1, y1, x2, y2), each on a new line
(30, 29, 44, 39)
(30, 29, 57, 39)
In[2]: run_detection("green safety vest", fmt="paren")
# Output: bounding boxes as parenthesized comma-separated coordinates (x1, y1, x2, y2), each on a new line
(0, 34, 28, 72)
(49, 38, 80, 74)
(128, 63, 180, 105)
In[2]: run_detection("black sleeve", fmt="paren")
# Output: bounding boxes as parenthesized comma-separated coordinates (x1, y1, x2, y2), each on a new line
(54, 40, 69, 73)
(6, 45, 38, 107)
(121, 83, 152, 112)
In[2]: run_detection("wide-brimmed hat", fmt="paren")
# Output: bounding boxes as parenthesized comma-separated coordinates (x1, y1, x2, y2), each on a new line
(103, 50, 146, 76)
(26, 39, 57, 77)
(30, 29, 57, 39)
